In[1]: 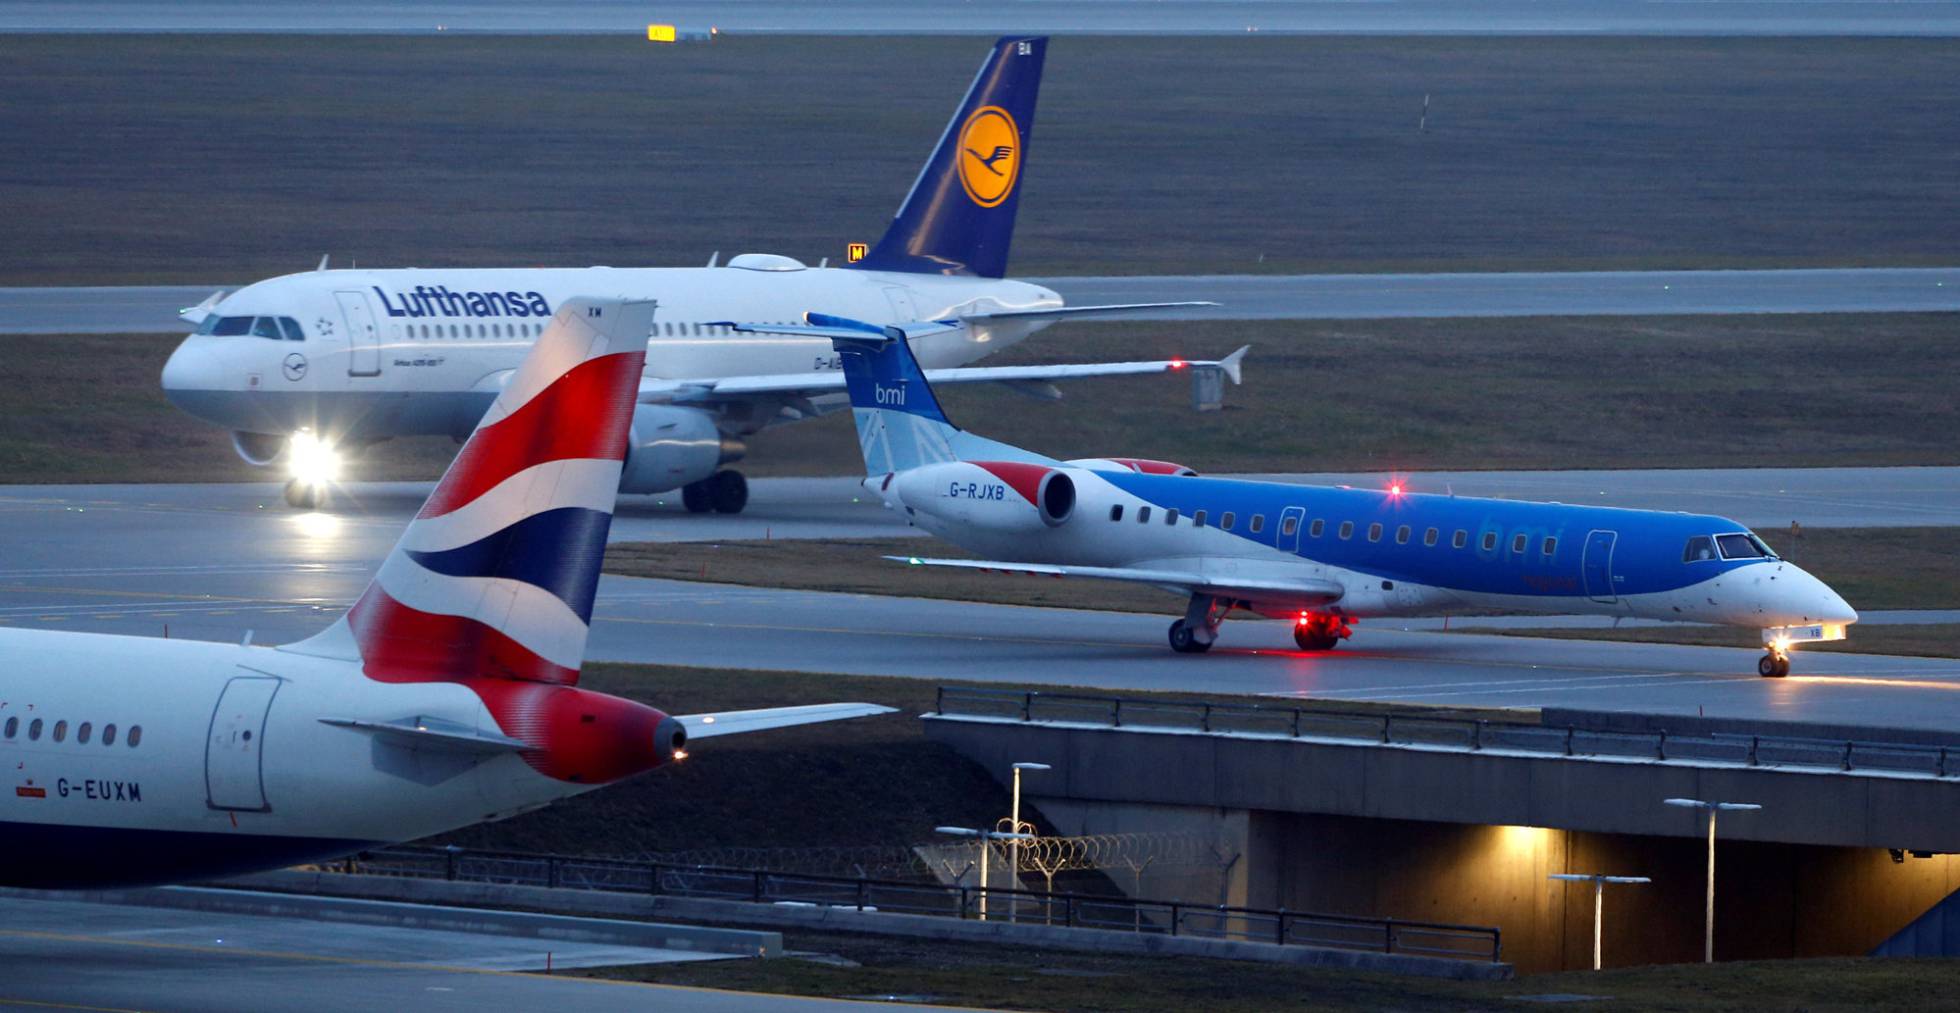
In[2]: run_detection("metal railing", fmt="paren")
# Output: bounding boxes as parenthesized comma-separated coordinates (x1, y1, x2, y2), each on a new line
(330, 844, 1502, 963)
(934, 687, 1960, 779)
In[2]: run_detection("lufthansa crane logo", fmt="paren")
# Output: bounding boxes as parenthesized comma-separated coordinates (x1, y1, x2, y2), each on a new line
(956, 105, 1020, 208)
(282, 352, 308, 381)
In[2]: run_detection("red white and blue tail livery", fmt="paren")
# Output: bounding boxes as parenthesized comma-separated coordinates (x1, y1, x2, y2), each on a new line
(833, 330, 1856, 678)
(1, 298, 890, 889)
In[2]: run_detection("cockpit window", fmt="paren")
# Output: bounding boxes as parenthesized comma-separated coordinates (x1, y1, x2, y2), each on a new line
(279, 317, 305, 341)
(206, 315, 252, 336)
(1717, 533, 1776, 560)
(250, 316, 282, 339)
(1683, 535, 1716, 562)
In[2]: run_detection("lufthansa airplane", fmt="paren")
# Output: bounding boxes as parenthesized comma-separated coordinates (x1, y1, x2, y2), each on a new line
(158, 36, 1222, 512)
(1, 299, 889, 889)
(804, 319, 1857, 677)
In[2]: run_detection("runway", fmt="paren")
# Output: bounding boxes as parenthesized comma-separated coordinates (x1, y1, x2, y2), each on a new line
(5, 1, 1957, 36)
(0, 892, 973, 1013)
(5, 269, 1958, 333)
(3, 474, 1958, 734)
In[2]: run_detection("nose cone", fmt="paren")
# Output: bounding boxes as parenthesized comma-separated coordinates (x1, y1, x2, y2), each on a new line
(1761, 562, 1859, 627)
(161, 335, 223, 404)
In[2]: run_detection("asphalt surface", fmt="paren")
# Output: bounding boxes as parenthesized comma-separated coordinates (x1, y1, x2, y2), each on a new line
(5, 269, 1958, 334)
(3, 473, 1959, 734)
(5, 1, 1956, 35)
(0, 893, 977, 1013)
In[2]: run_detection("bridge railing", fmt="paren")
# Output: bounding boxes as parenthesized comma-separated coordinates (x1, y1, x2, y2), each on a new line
(331, 844, 1502, 963)
(934, 687, 1958, 779)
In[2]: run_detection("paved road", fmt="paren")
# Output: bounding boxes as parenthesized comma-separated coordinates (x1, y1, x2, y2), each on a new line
(0, 893, 972, 1013)
(7, 269, 1958, 333)
(3, 474, 1958, 733)
(4, 1, 1956, 35)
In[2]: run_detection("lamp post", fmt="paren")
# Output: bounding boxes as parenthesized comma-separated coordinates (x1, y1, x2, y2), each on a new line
(1549, 873, 1651, 970)
(1005, 762, 1051, 923)
(935, 826, 1033, 921)
(1663, 797, 1762, 963)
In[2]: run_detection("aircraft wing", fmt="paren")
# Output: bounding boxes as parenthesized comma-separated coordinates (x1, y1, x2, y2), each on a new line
(961, 301, 1217, 321)
(641, 346, 1246, 403)
(675, 703, 897, 740)
(885, 555, 1346, 606)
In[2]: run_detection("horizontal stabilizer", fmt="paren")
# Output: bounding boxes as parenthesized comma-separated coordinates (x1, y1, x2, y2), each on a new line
(319, 716, 530, 754)
(885, 555, 1345, 606)
(964, 301, 1218, 321)
(676, 703, 897, 740)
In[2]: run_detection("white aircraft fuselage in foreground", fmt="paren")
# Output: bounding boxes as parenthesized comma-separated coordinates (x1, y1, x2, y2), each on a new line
(1, 299, 888, 889)
(159, 36, 1214, 512)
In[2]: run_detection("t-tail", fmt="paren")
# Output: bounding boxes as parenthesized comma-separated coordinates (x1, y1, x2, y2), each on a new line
(847, 36, 1046, 279)
(830, 317, 1053, 476)
(286, 298, 655, 684)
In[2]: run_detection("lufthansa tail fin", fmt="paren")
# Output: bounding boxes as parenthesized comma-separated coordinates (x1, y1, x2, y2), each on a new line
(832, 321, 1051, 476)
(847, 36, 1046, 279)
(285, 299, 655, 685)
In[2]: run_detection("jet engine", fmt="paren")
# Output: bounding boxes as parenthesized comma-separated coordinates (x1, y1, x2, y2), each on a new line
(618, 405, 745, 495)
(1065, 457, 1198, 477)
(892, 461, 1078, 534)
(231, 430, 287, 466)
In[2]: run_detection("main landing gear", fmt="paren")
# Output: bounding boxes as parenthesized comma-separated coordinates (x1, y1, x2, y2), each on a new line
(1168, 594, 1230, 653)
(681, 470, 749, 515)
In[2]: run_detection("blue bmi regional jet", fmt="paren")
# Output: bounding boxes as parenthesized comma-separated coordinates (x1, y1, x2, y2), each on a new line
(727, 315, 1857, 677)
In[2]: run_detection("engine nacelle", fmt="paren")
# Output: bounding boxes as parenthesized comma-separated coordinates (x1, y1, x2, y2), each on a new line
(618, 405, 745, 494)
(232, 430, 287, 467)
(1065, 457, 1198, 477)
(893, 461, 1077, 533)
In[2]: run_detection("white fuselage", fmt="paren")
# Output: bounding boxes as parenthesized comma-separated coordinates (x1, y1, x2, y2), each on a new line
(0, 627, 592, 887)
(161, 264, 1061, 445)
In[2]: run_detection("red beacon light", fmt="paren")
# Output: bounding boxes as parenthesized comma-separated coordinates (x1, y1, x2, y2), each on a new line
(1169, 358, 1188, 370)
(1388, 483, 1403, 496)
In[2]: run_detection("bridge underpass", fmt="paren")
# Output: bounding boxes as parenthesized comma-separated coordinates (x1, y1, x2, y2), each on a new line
(924, 689, 1960, 973)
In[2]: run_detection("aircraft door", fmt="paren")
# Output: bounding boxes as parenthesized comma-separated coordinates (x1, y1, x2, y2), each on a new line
(1278, 506, 1306, 553)
(335, 290, 381, 377)
(1582, 529, 1619, 603)
(205, 675, 280, 812)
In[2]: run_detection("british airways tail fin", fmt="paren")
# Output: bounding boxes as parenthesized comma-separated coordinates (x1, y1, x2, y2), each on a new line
(831, 319, 1052, 476)
(286, 299, 655, 685)
(847, 36, 1045, 279)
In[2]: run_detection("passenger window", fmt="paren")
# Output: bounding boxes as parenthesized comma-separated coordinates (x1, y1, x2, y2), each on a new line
(1137, 506, 1151, 523)
(1542, 536, 1557, 556)
(28, 718, 42, 741)
(1309, 519, 1325, 538)
(77, 721, 92, 744)
(251, 316, 282, 339)
(1250, 515, 1265, 534)
(102, 724, 116, 746)
(1109, 505, 1124, 522)
(1281, 516, 1298, 536)
(1482, 532, 1498, 552)
(279, 317, 305, 341)
(1424, 527, 1439, 547)
(1683, 535, 1716, 562)
(3, 716, 13, 738)
(1193, 510, 1207, 528)
(1221, 512, 1236, 530)
(1339, 521, 1354, 540)
(1717, 533, 1773, 560)
(52, 720, 66, 743)
(1453, 530, 1468, 549)
(212, 316, 252, 336)
(128, 725, 142, 748)
(1512, 533, 1528, 554)
(1367, 523, 1383, 542)
(1165, 508, 1179, 525)
(1396, 525, 1411, 545)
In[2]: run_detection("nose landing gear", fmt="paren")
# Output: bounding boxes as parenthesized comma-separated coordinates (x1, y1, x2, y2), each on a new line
(1293, 613, 1350, 652)
(1758, 649, 1791, 678)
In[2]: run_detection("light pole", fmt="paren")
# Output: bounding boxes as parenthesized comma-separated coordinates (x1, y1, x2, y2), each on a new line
(1005, 762, 1051, 922)
(1549, 873, 1651, 970)
(1663, 797, 1762, 963)
(935, 826, 1033, 922)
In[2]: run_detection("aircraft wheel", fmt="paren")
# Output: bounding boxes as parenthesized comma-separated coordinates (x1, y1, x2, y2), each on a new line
(283, 479, 324, 509)
(1168, 619, 1211, 654)
(681, 480, 712, 514)
(1759, 653, 1790, 678)
(710, 470, 749, 514)
(1293, 624, 1339, 652)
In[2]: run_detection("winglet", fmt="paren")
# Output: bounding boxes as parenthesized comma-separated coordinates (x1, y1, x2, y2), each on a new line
(178, 290, 224, 325)
(1220, 344, 1249, 386)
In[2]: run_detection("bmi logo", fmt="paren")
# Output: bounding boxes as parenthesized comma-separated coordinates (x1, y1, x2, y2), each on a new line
(874, 382, 907, 406)
(956, 105, 1019, 208)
